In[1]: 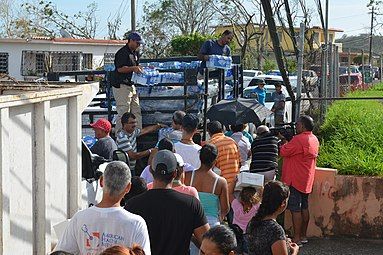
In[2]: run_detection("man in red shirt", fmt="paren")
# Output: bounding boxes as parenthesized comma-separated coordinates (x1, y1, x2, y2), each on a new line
(280, 115, 319, 245)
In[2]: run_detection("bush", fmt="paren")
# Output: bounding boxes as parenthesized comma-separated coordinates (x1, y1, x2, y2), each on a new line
(262, 59, 277, 72)
(317, 84, 383, 176)
(170, 33, 216, 56)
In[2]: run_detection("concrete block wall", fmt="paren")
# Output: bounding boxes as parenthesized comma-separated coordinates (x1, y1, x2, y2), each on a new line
(284, 168, 383, 239)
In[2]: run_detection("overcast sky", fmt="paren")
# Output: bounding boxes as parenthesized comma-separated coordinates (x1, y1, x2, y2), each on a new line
(18, 0, 375, 39)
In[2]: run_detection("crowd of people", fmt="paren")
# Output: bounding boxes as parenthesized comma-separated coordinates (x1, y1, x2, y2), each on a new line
(55, 109, 319, 255)
(54, 31, 320, 255)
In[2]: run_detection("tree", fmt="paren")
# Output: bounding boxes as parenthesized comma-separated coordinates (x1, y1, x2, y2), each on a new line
(274, 0, 321, 68)
(158, 0, 216, 35)
(132, 1, 175, 58)
(212, 0, 270, 70)
(170, 33, 216, 56)
(261, 0, 296, 120)
(21, 0, 99, 39)
(0, 0, 13, 37)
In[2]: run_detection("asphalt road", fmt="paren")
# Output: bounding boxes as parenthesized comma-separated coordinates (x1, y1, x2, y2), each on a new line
(299, 237, 383, 255)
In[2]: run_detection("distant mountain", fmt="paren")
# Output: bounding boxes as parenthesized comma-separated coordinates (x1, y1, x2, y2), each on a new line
(336, 34, 383, 55)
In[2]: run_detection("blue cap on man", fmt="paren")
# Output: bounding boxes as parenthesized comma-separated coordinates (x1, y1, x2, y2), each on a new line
(127, 32, 145, 44)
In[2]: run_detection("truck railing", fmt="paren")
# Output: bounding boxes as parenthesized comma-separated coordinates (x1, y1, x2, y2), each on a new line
(47, 55, 243, 141)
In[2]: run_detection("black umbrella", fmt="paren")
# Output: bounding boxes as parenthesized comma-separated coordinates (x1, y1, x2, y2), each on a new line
(206, 98, 272, 126)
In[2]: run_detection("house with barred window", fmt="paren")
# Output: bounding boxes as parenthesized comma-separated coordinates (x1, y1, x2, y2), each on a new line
(0, 37, 126, 80)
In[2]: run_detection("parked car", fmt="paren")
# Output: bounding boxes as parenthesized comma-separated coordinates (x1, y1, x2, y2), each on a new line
(309, 65, 325, 77)
(301, 70, 318, 92)
(243, 74, 310, 126)
(339, 73, 363, 91)
(358, 65, 374, 83)
(373, 67, 380, 79)
(243, 84, 292, 127)
(265, 70, 283, 76)
(339, 66, 361, 75)
(242, 69, 263, 88)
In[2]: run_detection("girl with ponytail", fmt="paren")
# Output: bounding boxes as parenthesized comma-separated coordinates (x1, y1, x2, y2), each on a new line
(246, 181, 299, 255)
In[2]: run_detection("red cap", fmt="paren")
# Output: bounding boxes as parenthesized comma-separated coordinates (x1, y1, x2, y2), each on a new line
(90, 118, 112, 133)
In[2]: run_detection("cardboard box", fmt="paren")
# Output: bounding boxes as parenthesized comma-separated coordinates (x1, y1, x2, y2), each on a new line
(235, 172, 264, 190)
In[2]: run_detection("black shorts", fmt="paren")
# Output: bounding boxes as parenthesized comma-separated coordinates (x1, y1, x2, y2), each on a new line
(287, 186, 309, 212)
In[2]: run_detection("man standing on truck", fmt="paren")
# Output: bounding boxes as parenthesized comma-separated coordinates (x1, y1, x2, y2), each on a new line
(198, 30, 234, 78)
(112, 31, 145, 132)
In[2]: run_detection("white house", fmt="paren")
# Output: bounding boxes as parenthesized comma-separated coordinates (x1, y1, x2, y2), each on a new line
(0, 37, 126, 80)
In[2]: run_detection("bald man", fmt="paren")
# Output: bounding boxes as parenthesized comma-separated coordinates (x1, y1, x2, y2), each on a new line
(249, 125, 279, 181)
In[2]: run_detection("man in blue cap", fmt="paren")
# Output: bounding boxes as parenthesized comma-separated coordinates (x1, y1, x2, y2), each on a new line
(113, 31, 145, 132)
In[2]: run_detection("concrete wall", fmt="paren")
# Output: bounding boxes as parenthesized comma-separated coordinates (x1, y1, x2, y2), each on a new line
(284, 168, 383, 239)
(0, 82, 97, 254)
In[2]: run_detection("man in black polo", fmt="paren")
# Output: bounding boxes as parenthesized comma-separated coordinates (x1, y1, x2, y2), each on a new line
(113, 31, 144, 132)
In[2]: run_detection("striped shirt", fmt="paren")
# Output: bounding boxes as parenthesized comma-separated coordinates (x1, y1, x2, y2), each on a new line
(250, 134, 279, 173)
(208, 133, 240, 184)
(116, 128, 141, 170)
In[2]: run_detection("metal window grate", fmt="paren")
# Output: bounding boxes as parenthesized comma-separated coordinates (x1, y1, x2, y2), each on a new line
(104, 53, 115, 65)
(82, 53, 93, 70)
(36, 53, 45, 74)
(51, 52, 81, 72)
(0, 53, 9, 74)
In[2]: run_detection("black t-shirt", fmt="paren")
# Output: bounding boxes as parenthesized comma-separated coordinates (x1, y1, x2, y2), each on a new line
(113, 44, 139, 86)
(125, 189, 208, 255)
(90, 136, 117, 159)
(247, 219, 286, 255)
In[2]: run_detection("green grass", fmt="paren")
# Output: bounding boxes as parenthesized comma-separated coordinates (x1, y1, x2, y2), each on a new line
(317, 83, 383, 176)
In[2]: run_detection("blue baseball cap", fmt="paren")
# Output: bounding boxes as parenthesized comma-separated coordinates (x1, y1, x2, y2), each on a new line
(127, 32, 145, 44)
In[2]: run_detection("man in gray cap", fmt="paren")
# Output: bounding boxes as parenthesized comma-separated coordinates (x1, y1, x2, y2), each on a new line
(249, 125, 280, 181)
(125, 150, 209, 255)
(113, 31, 145, 132)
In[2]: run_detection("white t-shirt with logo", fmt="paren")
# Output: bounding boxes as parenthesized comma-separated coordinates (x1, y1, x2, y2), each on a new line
(174, 142, 202, 170)
(55, 206, 151, 255)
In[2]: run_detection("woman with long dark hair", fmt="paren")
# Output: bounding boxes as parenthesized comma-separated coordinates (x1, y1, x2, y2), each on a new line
(247, 181, 299, 255)
(199, 225, 237, 255)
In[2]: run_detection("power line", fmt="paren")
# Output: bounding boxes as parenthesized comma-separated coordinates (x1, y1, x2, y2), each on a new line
(331, 13, 367, 20)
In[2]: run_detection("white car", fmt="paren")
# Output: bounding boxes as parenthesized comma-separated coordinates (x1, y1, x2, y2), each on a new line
(243, 69, 263, 88)
(242, 84, 292, 127)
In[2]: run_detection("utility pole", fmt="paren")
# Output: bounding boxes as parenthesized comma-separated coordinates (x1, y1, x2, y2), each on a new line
(260, 0, 296, 121)
(131, 0, 136, 31)
(348, 48, 351, 91)
(369, 6, 374, 65)
(322, 0, 329, 110)
(362, 50, 365, 86)
(295, 22, 305, 121)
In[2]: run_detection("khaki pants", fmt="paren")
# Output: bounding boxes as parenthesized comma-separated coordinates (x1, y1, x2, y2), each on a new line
(113, 84, 142, 132)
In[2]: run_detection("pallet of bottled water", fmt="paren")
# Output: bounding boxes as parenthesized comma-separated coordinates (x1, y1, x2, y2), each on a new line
(131, 68, 161, 86)
(206, 55, 232, 69)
